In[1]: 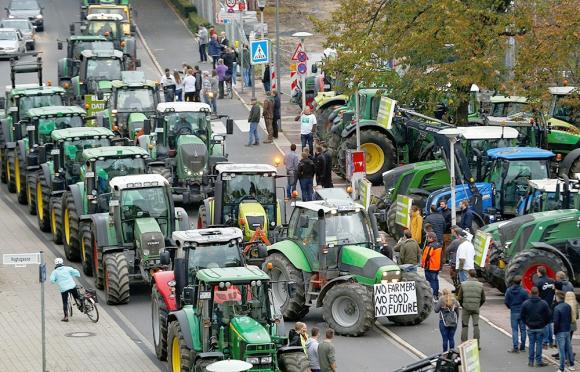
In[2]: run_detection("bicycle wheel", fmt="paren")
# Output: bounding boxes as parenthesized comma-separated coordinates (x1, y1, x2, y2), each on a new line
(85, 298, 99, 323)
(68, 295, 74, 318)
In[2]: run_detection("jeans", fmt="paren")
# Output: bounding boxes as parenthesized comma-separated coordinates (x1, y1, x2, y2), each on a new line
(286, 171, 297, 198)
(212, 55, 219, 69)
(461, 309, 480, 343)
(248, 122, 259, 145)
(184, 92, 195, 102)
(510, 311, 526, 350)
(458, 270, 468, 283)
(203, 95, 217, 114)
(175, 89, 183, 101)
(199, 43, 207, 62)
(243, 67, 252, 87)
(543, 322, 553, 345)
(232, 62, 237, 85)
(439, 320, 456, 352)
(299, 178, 313, 201)
(218, 80, 225, 99)
(263, 80, 271, 93)
(556, 331, 574, 370)
(528, 328, 544, 365)
(425, 270, 439, 297)
(301, 133, 314, 155)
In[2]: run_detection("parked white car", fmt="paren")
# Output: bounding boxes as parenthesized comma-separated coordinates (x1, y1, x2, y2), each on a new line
(0, 28, 26, 58)
(0, 19, 35, 50)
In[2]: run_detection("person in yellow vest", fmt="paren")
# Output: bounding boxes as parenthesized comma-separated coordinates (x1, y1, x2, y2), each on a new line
(410, 205, 424, 245)
(421, 232, 442, 300)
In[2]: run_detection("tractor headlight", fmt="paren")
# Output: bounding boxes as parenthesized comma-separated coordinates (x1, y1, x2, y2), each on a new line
(36, 14, 43, 19)
(186, 170, 192, 176)
(246, 357, 259, 365)
(260, 356, 272, 364)
(143, 249, 150, 256)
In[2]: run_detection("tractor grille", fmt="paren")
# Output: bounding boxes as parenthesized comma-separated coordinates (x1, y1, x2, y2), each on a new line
(180, 143, 207, 173)
(246, 216, 265, 230)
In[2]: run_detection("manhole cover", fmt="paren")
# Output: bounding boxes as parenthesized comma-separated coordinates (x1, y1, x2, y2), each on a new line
(64, 332, 96, 338)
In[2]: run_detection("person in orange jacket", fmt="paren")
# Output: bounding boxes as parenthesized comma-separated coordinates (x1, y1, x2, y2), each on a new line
(422, 232, 443, 300)
(410, 205, 424, 245)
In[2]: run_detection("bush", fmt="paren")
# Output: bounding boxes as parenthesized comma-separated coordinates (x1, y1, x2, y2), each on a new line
(187, 11, 211, 31)
(168, 0, 196, 17)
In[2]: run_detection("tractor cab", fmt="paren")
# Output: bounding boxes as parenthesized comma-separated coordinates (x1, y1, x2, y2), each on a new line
(517, 178, 580, 215)
(547, 86, 579, 154)
(70, 49, 124, 102)
(485, 96, 531, 126)
(56, 35, 111, 87)
(86, 4, 135, 36)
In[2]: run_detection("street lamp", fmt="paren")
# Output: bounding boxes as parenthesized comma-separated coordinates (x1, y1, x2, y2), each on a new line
(292, 31, 313, 110)
(439, 128, 462, 227)
(257, 0, 266, 39)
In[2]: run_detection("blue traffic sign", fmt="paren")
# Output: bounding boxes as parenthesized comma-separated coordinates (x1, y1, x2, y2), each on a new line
(297, 62, 307, 74)
(250, 39, 270, 65)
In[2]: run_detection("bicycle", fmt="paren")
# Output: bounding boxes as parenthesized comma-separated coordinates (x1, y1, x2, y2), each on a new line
(68, 285, 99, 323)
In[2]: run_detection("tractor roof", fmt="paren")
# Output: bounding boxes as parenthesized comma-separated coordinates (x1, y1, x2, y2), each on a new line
(486, 147, 554, 160)
(314, 188, 353, 203)
(70, 35, 108, 41)
(457, 126, 519, 140)
(88, 4, 129, 9)
(51, 126, 114, 141)
(528, 178, 580, 194)
(8, 85, 65, 96)
(172, 227, 243, 245)
(490, 96, 528, 104)
(109, 174, 168, 190)
(196, 266, 270, 284)
(294, 199, 364, 214)
(86, 13, 123, 21)
(482, 209, 579, 234)
(549, 86, 576, 96)
(216, 163, 277, 175)
(81, 49, 123, 59)
(156, 102, 211, 113)
(27, 106, 86, 118)
(112, 71, 156, 88)
(82, 145, 148, 160)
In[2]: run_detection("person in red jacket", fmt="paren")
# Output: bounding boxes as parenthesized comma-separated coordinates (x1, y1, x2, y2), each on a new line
(421, 232, 442, 300)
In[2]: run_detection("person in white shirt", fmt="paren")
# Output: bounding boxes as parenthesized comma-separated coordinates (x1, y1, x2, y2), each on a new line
(160, 68, 176, 102)
(296, 106, 316, 155)
(455, 229, 475, 283)
(182, 68, 196, 102)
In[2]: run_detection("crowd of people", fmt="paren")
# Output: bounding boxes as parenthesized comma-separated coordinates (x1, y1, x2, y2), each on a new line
(289, 322, 337, 372)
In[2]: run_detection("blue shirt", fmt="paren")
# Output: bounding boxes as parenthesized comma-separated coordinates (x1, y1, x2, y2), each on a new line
(50, 266, 80, 292)
(554, 301, 572, 334)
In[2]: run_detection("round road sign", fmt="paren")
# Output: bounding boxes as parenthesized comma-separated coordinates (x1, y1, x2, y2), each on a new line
(297, 62, 307, 75)
(225, 0, 237, 7)
(297, 51, 307, 63)
(227, 7, 234, 13)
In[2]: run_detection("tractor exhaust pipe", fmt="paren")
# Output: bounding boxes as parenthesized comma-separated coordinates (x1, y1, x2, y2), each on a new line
(317, 209, 326, 282)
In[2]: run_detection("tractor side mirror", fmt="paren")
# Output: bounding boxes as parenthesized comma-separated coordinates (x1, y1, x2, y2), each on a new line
(226, 117, 234, 135)
(160, 250, 171, 266)
(57, 40, 63, 50)
(0, 97, 5, 110)
(311, 64, 318, 74)
(183, 287, 195, 305)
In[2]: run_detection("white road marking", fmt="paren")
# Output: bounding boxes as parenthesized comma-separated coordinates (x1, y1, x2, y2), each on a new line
(211, 120, 226, 134)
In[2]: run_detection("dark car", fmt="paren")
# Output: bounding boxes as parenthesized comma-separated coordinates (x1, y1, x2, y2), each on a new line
(5, 0, 43, 31)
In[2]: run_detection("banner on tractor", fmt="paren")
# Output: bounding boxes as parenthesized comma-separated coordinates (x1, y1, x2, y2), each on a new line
(395, 194, 412, 228)
(85, 95, 106, 126)
(473, 231, 492, 268)
(357, 178, 373, 209)
(458, 339, 480, 372)
(377, 96, 397, 130)
(373, 281, 418, 317)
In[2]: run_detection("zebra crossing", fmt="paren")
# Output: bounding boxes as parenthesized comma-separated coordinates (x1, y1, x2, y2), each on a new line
(211, 119, 252, 134)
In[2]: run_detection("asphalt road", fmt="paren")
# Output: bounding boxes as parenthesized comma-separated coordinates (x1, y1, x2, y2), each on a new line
(0, 0, 556, 371)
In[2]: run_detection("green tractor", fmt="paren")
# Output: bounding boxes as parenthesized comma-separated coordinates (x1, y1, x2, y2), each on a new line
(84, 3, 136, 36)
(138, 102, 232, 204)
(10, 106, 87, 208)
(547, 86, 579, 155)
(152, 227, 309, 371)
(264, 193, 433, 336)
(95, 71, 160, 139)
(56, 35, 111, 88)
(80, 173, 189, 304)
(32, 126, 115, 237)
(60, 146, 149, 262)
(197, 163, 283, 244)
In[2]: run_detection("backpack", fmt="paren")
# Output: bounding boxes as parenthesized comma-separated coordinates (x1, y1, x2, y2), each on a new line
(441, 306, 458, 328)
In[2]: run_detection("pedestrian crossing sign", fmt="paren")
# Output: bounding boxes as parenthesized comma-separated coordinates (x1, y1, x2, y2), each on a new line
(250, 39, 269, 65)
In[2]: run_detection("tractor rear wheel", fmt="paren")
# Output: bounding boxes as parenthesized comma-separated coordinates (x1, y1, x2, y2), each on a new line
(279, 351, 311, 372)
(152, 285, 169, 361)
(36, 172, 51, 231)
(194, 359, 219, 372)
(322, 282, 374, 336)
(104, 252, 130, 305)
(150, 165, 173, 185)
(63, 191, 81, 261)
(343, 129, 396, 185)
(266, 253, 308, 320)
(386, 204, 402, 239)
(7, 150, 16, 193)
(167, 321, 193, 372)
(388, 271, 433, 326)
(0, 148, 6, 184)
(197, 205, 207, 229)
(26, 174, 36, 215)
(505, 249, 564, 292)
(50, 197, 63, 244)
(80, 223, 93, 276)
(15, 151, 27, 204)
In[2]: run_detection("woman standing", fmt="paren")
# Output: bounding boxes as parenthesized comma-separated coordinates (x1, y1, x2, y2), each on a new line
(434, 288, 460, 352)
(173, 70, 183, 101)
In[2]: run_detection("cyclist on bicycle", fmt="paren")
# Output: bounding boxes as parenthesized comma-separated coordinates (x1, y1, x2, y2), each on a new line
(50, 258, 83, 322)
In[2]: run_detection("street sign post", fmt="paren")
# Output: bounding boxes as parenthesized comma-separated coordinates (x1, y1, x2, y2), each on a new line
(250, 39, 270, 65)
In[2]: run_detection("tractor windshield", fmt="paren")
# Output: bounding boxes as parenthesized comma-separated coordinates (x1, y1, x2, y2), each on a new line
(88, 7, 128, 20)
(325, 211, 371, 246)
(120, 187, 170, 240)
(86, 58, 122, 81)
(62, 138, 111, 182)
(222, 174, 276, 224)
(551, 95, 578, 126)
(495, 159, 550, 215)
(211, 284, 270, 325)
(165, 112, 209, 147)
(187, 242, 243, 272)
(87, 21, 119, 38)
(94, 157, 146, 193)
(37, 116, 84, 144)
(117, 88, 155, 111)
(18, 95, 63, 116)
(491, 102, 528, 117)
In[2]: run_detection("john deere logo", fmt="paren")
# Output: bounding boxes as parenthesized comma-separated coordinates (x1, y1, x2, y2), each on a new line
(147, 241, 160, 246)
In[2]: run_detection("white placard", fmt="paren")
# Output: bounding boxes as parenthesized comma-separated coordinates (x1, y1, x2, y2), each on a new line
(374, 281, 418, 317)
(3, 253, 40, 266)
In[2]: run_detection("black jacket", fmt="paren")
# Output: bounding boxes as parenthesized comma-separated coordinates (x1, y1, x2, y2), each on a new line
(288, 329, 301, 347)
(263, 65, 270, 83)
(322, 150, 333, 187)
(460, 208, 475, 231)
(521, 296, 551, 329)
(440, 208, 451, 231)
(273, 94, 281, 119)
(313, 153, 326, 184)
(424, 213, 446, 243)
(248, 104, 261, 123)
(536, 276, 556, 306)
(504, 284, 529, 313)
(298, 158, 315, 179)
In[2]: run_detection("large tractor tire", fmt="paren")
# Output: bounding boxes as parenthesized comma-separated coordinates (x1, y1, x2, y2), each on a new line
(388, 271, 433, 326)
(386, 204, 401, 239)
(194, 358, 219, 372)
(36, 172, 51, 232)
(150, 165, 173, 185)
(167, 321, 193, 372)
(104, 252, 130, 305)
(62, 191, 81, 261)
(197, 205, 207, 229)
(279, 351, 311, 372)
(152, 285, 169, 361)
(266, 253, 308, 320)
(505, 249, 564, 292)
(50, 197, 63, 244)
(0, 148, 7, 184)
(15, 151, 27, 204)
(80, 223, 93, 276)
(342, 129, 396, 185)
(322, 282, 374, 336)
(6, 150, 16, 193)
(26, 174, 36, 215)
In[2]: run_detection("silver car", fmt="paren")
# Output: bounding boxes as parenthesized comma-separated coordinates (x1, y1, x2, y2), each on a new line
(0, 19, 35, 50)
(0, 28, 26, 58)
(5, 0, 43, 31)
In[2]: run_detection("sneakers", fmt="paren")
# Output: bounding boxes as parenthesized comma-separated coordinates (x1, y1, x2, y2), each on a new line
(61, 317, 69, 322)
(520, 344, 526, 351)
(263, 140, 273, 144)
(536, 362, 548, 367)
(569, 367, 576, 371)
(507, 348, 519, 353)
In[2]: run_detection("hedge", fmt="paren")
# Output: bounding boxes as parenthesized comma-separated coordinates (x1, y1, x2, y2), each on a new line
(168, 0, 196, 17)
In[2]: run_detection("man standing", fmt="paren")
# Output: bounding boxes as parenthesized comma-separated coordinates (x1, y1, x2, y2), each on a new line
(410, 205, 423, 245)
(424, 204, 446, 244)
(297, 107, 316, 155)
(438, 199, 452, 232)
(242, 44, 252, 87)
(318, 328, 337, 372)
(246, 98, 261, 147)
(272, 89, 280, 138)
(262, 92, 274, 143)
(394, 229, 421, 266)
(457, 270, 486, 347)
(505, 275, 529, 353)
(313, 145, 326, 187)
(284, 144, 300, 198)
(321, 144, 333, 188)
(535, 266, 556, 348)
(219, 31, 229, 48)
(193, 66, 202, 102)
(208, 34, 222, 69)
(182, 68, 196, 102)
(554, 291, 575, 372)
(521, 287, 551, 367)
(198, 26, 208, 62)
(297, 150, 315, 201)
(306, 327, 321, 372)
(459, 200, 475, 232)
(421, 232, 443, 300)
(263, 64, 271, 93)
(555, 271, 575, 293)
(455, 231, 475, 283)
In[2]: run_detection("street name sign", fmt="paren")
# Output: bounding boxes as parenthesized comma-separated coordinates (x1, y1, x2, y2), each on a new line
(250, 39, 269, 65)
(3, 253, 41, 267)
(374, 281, 418, 317)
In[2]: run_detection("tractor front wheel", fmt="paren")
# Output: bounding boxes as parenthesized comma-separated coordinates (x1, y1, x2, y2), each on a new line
(167, 321, 193, 372)
(104, 252, 130, 305)
(26, 174, 36, 215)
(63, 191, 81, 261)
(7, 150, 16, 193)
(266, 253, 308, 320)
(388, 271, 433, 326)
(279, 351, 311, 372)
(15, 151, 27, 204)
(505, 249, 564, 292)
(80, 224, 93, 276)
(150, 165, 173, 185)
(152, 285, 169, 361)
(322, 282, 374, 336)
(36, 172, 51, 232)
(0, 148, 7, 184)
(344, 129, 396, 185)
(50, 197, 63, 244)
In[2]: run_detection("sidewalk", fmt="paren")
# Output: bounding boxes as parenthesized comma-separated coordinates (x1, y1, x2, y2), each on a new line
(0, 194, 159, 372)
